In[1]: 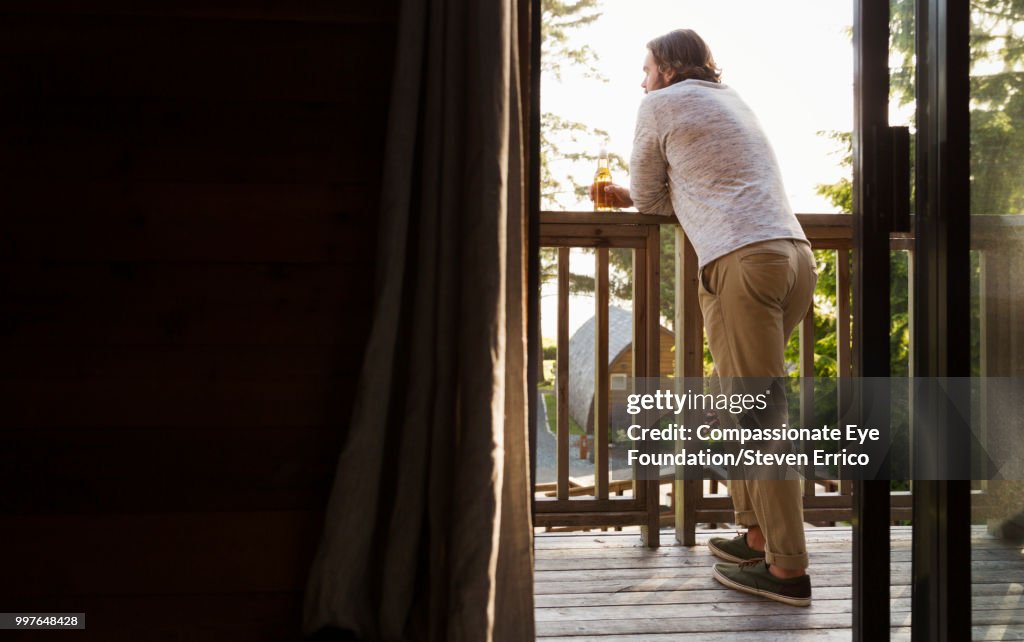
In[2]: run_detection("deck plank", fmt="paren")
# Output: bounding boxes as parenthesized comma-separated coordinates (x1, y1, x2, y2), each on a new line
(535, 526, 1024, 639)
(538, 630, 856, 642)
(536, 584, 1024, 608)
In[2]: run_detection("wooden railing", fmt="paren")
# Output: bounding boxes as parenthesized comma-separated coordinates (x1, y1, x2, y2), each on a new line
(537, 212, 866, 545)
(537, 211, 886, 546)
(535, 215, 663, 547)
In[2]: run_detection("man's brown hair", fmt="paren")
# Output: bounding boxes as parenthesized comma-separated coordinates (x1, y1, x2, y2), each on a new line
(647, 29, 722, 84)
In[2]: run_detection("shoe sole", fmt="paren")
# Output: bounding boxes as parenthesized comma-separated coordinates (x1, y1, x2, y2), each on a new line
(712, 565, 811, 607)
(707, 540, 764, 564)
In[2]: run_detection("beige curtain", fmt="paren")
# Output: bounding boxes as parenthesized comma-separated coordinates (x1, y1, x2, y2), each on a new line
(302, 0, 534, 638)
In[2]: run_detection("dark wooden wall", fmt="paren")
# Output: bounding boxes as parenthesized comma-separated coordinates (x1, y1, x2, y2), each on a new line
(0, 3, 397, 639)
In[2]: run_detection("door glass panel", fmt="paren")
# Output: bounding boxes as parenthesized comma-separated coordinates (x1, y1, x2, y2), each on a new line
(536, 0, 861, 637)
(890, 1, 916, 636)
(970, 2, 1024, 639)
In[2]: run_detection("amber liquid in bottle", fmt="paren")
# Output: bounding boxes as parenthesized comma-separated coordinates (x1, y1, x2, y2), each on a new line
(593, 146, 613, 211)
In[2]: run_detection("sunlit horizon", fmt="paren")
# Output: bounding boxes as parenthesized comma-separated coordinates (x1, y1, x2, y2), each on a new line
(541, 1, 855, 341)
(542, 0, 854, 214)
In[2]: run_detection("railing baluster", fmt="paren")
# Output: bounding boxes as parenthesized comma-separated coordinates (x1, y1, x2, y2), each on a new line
(674, 228, 702, 546)
(837, 248, 853, 379)
(557, 247, 570, 501)
(643, 225, 662, 546)
(632, 243, 649, 509)
(800, 306, 816, 499)
(835, 248, 853, 493)
(595, 247, 610, 500)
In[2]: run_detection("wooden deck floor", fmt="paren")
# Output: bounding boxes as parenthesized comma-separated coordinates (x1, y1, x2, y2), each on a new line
(534, 526, 1024, 641)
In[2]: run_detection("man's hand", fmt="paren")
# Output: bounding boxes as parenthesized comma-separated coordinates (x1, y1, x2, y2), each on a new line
(589, 182, 634, 209)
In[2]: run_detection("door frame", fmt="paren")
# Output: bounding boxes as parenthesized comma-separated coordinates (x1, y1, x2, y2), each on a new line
(524, 0, 976, 636)
(851, 0, 893, 639)
(910, 0, 972, 639)
(853, 0, 973, 640)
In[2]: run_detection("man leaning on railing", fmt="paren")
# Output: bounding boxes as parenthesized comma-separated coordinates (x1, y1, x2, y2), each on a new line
(590, 28, 818, 607)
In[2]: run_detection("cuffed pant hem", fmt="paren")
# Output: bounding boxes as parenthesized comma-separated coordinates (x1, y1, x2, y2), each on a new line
(765, 550, 809, 571)
(734, 510, 758, 526)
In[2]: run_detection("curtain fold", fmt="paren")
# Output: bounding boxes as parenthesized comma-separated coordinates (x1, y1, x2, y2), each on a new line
(302, 0, 534, 638)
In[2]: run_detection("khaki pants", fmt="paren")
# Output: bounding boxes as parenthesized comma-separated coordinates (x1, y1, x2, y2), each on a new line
(698, 238, 817, 570)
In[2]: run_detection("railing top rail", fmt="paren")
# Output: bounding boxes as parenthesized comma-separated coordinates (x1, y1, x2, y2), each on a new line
(540, 211, 1024, 244)
(539, 211, 853, 227)
(540, 211, 857, 247)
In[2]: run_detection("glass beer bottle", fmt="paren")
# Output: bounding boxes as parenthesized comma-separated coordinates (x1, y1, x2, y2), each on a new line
(593, 145, 613, 211)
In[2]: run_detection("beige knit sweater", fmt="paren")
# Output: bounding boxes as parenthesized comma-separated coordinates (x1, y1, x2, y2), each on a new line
(629, 79, 807, 268)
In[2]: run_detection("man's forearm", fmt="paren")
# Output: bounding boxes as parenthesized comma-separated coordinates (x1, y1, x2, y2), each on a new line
(629, 184, 674, 215)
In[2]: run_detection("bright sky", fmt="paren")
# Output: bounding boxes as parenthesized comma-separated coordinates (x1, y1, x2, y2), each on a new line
(543, 0, 854, 213)
(541, 0, 855, 340)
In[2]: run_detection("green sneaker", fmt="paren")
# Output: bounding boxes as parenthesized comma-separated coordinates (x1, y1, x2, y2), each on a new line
(712, 560, 812, 607)
(707, 532, 766, 563)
